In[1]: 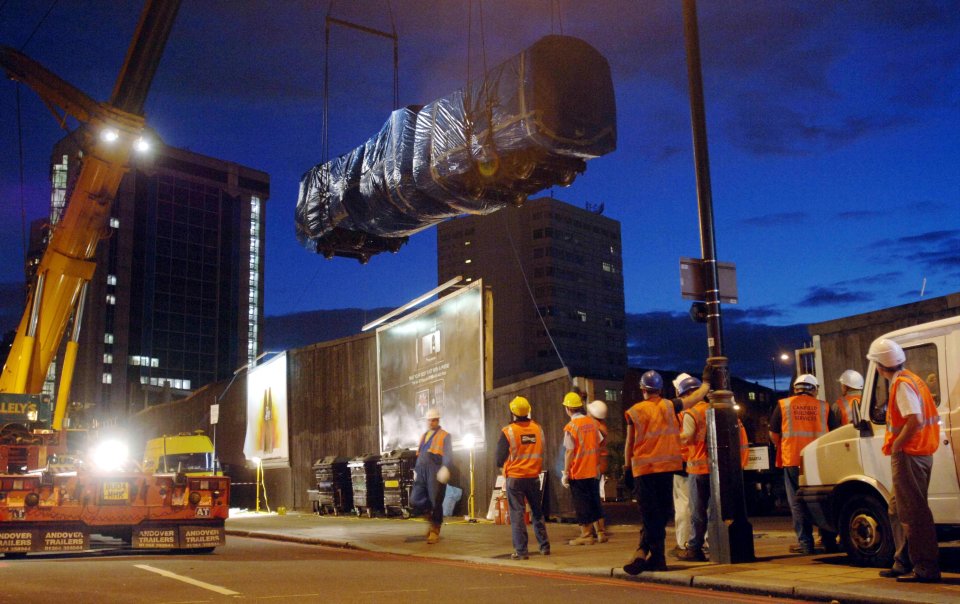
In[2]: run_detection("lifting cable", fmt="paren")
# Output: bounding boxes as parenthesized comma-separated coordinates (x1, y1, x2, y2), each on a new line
(549, 0, 564, 35)
(8, 0, 61, 273)
(500, 208, 568, 373)
(321, 0, 399, 164)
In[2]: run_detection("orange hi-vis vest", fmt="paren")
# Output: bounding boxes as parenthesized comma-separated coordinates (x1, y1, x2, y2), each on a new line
(738, 421, 749, 468)
(597, 420, 609, 475)
(418, 428, 449, 458)
(776, 394, 829, 468)
(677, 410, 691, 465)
(625, 397, 682, 477)
(835, 393, 861, 424)
(502, 420, 545, 478)
(564, 414, 600, 479)
(682, 402, 750, 474)
(883, 369, 940, 456)
(683, 402, 710, 475)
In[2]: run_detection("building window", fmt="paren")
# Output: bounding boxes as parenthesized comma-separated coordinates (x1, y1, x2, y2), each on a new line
(49, 154, 69, 224)
(107, 274, 117, 286)
(247, 196, 262, 365)
(103, 353, 113, 364)
(748, 391, 756, 401)
(104, 333, 114, 344)
(464, 258, 472, 264)
(604, 389, 620, 402)
(464, 240, 471, 246)
(102, 373, 112, 384)
(110, 217, 120, 229)
(577, 310, 588, 322)
(105, 294, 116, 305)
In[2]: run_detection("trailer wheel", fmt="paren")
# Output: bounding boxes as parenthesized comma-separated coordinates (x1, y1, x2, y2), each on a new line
(839, 492, 894, 567)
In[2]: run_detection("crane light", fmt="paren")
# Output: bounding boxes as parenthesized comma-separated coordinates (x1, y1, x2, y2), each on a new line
(91, 439, 130, 471)
(100, 128, 120, 143)
(134, 137, 151, 153)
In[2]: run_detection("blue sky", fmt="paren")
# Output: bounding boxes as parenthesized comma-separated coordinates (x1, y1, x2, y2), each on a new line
(1, 0, 958, 336)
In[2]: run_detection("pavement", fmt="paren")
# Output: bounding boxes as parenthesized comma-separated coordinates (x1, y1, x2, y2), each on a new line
(225, 505, 960, 604)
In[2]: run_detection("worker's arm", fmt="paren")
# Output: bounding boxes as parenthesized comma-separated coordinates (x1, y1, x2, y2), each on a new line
(891, 414, 921, 454)
(494, 430, 509, 470)
(679, 382, 709, 410)
(680, 412, 697, 446)
(623, 423, 634, 471)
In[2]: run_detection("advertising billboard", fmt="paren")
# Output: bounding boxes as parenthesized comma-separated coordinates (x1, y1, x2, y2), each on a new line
(377, 280, 485, 452)
(242, 352, 290, 469)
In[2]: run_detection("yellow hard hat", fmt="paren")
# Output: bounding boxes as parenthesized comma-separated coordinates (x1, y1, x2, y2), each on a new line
(509, 396, 531, 417)
(562, 391, 583, 408)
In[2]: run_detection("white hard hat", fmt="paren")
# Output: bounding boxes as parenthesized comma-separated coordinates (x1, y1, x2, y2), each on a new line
(425, 408, 440, 420)
(672, 373, 692, 395)
(587, 400, 608, 420)
(793, 374, 819, 391)
(866, 338, 906, 369)
(838, 369, 864, 390)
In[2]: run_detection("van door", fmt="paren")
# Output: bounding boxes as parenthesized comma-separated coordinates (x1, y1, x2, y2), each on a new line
(862, 337, 960, 523)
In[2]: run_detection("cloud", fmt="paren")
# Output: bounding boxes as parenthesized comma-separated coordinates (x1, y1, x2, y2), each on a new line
(740, 211, 807, 227)
(799, 286, 876, 307)
(869, 230, 960, 275)
(834, 209, 883, 221)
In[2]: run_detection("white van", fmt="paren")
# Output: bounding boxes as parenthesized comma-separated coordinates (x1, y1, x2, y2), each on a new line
(798, 315, 960, 566)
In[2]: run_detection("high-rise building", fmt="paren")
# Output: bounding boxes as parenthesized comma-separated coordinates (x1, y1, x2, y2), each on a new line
(47, 133, 269, 417)
(437, 196, 625, 384)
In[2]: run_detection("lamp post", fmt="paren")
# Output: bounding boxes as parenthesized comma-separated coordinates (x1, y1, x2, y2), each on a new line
(772, 353, 790, 393)
(463, 433, 476, 521)
(251, 456, 262, 513)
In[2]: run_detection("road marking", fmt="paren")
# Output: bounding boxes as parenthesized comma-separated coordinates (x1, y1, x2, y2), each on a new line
(134, 564, 241, 596)
(358, 589, 429, 594)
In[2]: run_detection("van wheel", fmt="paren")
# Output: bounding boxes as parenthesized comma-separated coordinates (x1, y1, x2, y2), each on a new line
(839, 493, 894, 567)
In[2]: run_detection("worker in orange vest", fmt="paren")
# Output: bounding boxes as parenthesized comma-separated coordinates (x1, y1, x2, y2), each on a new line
(769, 374, 837, 554)
(832, 369, 864, 425)
(411, 408, 452, 545)
(869, 338, 941, 583)
(622, 369, 706, 574)
(588, 399, 610, 540)
(670, 373, 696, 558)
(561, 391, 605, 545)
(675, 375, 750, 562)
(495, 396, 550, 559)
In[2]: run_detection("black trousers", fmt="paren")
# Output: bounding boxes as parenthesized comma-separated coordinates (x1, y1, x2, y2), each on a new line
(633, 471, 675, 565)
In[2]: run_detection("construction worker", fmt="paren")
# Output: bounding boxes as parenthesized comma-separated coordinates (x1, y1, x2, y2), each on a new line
(561, 391, 606, 545)
(496, 396, 550, 559)
(869, 339, 941, 583)
(623, 369, 707, 574)
(588, 399, 610, 539)
(833, 369, 864, 424)
(411, 407, 452, 545)
(670, 373, 694, 558)
(769, 374, 837, 554)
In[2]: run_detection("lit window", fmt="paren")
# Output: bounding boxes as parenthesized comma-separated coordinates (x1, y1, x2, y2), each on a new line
(102, 373, 112, 384)
(110, 217, 120, 229)
(748, 392, 756, 401)
(151, 358, 159, 368)
(464, 240, 471, 246)
(105, 294, 116, 305)
(464, 259, 472, 264)
(577, 311, 588, 322)
(107, 274, 117, 286)
(103, 353, 113, 364)
(184, 380, 191, 390)
(104, 333, 114, 344)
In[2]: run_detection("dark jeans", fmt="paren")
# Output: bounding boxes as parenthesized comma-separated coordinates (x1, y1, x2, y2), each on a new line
(506, 476, 549, 554)
(890, 452, 939, 577)
(411, 462, 446, 526)
(687, 472, 711, 551)
(633, 471, 674, 565)
(783, 466, 813, 549)
(570, 477, 603, 525)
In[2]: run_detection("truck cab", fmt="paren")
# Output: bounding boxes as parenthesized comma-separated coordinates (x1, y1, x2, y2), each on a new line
(143, 432, 220, 476)
(799, 315, 960, 566)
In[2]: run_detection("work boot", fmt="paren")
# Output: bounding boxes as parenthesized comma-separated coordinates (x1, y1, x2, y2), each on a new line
(568, 525, 596, 546)
(623, 548, 648, 575)
(426, 524, 440, 544)
(594, 519, 609, 543)
(675, 548, 707, 562)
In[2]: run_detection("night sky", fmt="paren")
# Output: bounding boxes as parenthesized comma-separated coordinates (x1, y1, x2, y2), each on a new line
(1, 1, 958, 339)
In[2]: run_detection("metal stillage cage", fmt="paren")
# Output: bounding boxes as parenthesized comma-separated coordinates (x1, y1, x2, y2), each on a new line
(309, 455, 353, 515)
(379, 448, 417, 517)
(348, 453, 383, 517)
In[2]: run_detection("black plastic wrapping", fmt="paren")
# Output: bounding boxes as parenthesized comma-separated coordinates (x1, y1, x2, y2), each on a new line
(296, 34, 616, 262)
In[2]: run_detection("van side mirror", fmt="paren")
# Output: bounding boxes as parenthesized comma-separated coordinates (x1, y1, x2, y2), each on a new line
(852, 405, 872, 436)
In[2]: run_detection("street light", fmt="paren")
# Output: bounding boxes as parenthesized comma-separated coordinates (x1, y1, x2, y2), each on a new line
(463, 433, 476, 522)
(771, 353, 790, 392)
